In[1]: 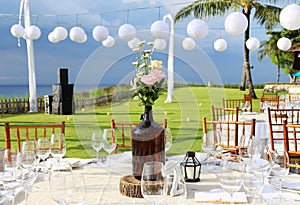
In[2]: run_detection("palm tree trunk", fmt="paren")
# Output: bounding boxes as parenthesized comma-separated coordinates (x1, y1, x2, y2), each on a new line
(243, 9, 257, 99)
(239, 67, 246, 91)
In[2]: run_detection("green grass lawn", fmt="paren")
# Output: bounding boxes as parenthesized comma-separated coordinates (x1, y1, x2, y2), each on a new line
(0, 87, 264, 159)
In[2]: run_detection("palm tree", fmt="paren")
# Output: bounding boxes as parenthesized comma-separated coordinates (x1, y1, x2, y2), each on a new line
(175, 0, 283, 99)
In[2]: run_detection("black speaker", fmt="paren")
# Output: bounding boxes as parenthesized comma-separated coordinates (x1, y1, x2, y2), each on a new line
(52, 84, 74, 102)
(58, 68, 69, 85)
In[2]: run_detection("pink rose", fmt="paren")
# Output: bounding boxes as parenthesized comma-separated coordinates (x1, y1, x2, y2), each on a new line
(141, 74, 158, 85)
(151, 69, 165, 79)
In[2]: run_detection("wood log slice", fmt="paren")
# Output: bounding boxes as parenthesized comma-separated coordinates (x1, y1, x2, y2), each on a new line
(119, 175, 143, 198)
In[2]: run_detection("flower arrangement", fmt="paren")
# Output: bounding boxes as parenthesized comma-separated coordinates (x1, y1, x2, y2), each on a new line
(131, 41, 165, 106)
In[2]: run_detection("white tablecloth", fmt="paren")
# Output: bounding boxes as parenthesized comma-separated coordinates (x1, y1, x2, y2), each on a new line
(6, 155, 300, 205)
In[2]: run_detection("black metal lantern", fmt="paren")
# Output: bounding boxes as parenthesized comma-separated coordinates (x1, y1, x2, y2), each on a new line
(180, 151, 201, 182)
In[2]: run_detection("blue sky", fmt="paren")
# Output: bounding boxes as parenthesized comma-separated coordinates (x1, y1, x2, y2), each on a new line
(0, 0, 292, 89)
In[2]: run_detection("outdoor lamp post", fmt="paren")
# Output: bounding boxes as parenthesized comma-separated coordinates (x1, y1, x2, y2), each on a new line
(180, 151, 201, 182)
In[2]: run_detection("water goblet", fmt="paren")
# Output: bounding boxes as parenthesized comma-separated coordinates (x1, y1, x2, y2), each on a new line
(164, 128, 173, 153)
(91, 132, 104, 165)
(201, 131, 213, 168)
(50, 133, 67, 162)
(220, 153, 244, 205)
(141, 161, 166, 205)
(271, 150, 290, 201)
(37, 137, 51, 173)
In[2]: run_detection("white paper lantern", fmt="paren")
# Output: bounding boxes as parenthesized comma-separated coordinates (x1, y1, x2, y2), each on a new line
(187, 19, 208, 40)
(26, 25, 41, 40)
(102, 36, 115, 47)
(182, 37, 196, 51)
(280, 4, 300, 30)
(53, 26, 68, 41)
(277, 37, 292, 51)
(48, 32, 59, 43)
(150, 20, 169, 39)
(214, 39, 227, 52)
(154, 39, 166, 50)
(92, 25, 109, 42)
(10, 24, 25, 38)
(128, 37, 140, 49)
(224, 12, 248, 35)
(118, 24, 136, 42)
(246, 37, 260, 50)
(69, 26, 86, 43)
(77, 33, 87, 43)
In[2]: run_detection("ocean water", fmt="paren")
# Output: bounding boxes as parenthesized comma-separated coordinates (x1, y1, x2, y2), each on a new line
(0, 84, 114, 98)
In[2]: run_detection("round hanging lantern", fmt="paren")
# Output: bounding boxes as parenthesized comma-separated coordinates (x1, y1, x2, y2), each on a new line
(182, 37, 196, 51)
(280, 4, 300, 30)
(26, 25, 41, 40)
(118, 24, 136, 42)
(10, 24, 25, 38)
(150, 20, 169, 39)
(224, 12, 248, 35)
(48, 32, 59, 43)
(154, 39, 166, 50)
(246, 37, 260, 50)
(186, 19, 208, 40)
(69, 26, 86, 43)
(277, 37, 292, 51)
(128, 37, 140, 50)
(77, 33, 87, 43)
(92, 25, 109, 42)
(214, 39, 227, 52)
(102, 36, 115, 47)
(53, 26, 68, 41)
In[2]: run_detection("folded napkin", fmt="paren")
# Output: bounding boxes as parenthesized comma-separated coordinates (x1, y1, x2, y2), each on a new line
(195, 189, 248, 204)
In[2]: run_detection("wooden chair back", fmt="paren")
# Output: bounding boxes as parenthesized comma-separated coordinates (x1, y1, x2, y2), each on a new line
(267, 108, 300, 151)
(202, 117, 256, 153)
(222, 95, 252, 113)
(243, 94, 253, 112)
(111, 118, 167, 153)
(260, 95, 280, 113)
(283, 120, 300, 172)
(211, 106, 239, 122)
(5, 121, 65, 151)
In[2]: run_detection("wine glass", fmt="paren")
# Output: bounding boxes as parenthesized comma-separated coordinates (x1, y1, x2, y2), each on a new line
(50, 133, 67, 162)
(102, 128, 117, 164)
(21, 141, 39, 205)
(201, 131, 213, 168)
(271, 150, 290, 201)
(91, 132, 104, 165)
(164, 128, 173, 153)
(141, 161, 166, 205)
(219, 153, 244, 205)
(49, 160, 73, 205)
(37, 137, 51, 173)
(211, 131, 223, 165)
(3, 148, 22, 205)
(260, 101, 265, 113)
(244, 101, 251, 112)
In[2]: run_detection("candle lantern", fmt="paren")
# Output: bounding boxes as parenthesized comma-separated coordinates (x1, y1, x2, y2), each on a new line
(180, 151, 201, 182)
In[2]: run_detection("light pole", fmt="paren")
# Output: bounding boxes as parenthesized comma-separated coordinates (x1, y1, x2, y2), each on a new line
(163, 13, 174, 104)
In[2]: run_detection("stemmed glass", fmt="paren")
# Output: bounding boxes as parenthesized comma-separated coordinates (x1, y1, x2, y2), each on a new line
(244, 101, 251, 112)
(91, 132, 104, 165)
(260, 101, 265, 113)
(2, 148, 22, 205)
(164, 128, 173, 153)
(50, 133, 67, 162)
(141, 161, 166, 205)
(219, 153, 244, 205)
(201, 131, 213, 168)
(102, 128, 117, 164)
(37, 137, 51, 173)
(21, 141, 39, 205)
(271, 150, 290, 201)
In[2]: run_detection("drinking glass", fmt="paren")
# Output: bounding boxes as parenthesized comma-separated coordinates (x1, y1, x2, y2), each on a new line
(37, 137, 51, 173)
(3, 149, 22, 205)
(164, 128, 173, 153)
(260, 102, 265, 113)
(50, 133, 67, 162)
(91, 132, 104, 165)
(220, 154, 244, 205)
(244, 101, 251, 112)
(21, 143, 39, 205)
(141, 161, 166, 205)
(102, 128, 117, 163)
(271, 150, 290, 201)
(65, 173, 86, 205)
(201, 132, 213, 167)
(49, 160, 73, 205)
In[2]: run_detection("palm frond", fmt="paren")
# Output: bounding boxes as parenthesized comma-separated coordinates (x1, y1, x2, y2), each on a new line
(174, 0, 234, 22)
(253, 4, 281, 30)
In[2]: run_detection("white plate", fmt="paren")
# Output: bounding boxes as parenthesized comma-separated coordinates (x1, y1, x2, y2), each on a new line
(269, 175, 300, 192)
